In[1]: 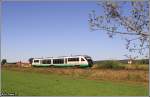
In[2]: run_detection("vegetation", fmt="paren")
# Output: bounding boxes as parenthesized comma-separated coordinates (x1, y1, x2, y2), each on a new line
(125, 64, 148, 70)
(89, 1, 149, 58)
(135, 59, 149, 64)
(3, 65, 149, 82)
(95, 60, 124, 69)
(1, 69, 148, 96)
(94, 59, 149, 65)
(94, 60, 149, 70)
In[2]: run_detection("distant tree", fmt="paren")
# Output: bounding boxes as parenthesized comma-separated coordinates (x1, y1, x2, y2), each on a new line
(138, 59, 149, 64)
(1, 59, 7, 65)
(28, 58, 34, 64)
(89, 1, 149, 58)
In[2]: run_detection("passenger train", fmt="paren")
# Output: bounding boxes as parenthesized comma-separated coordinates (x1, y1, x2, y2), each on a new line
(32, 55, 93, 67)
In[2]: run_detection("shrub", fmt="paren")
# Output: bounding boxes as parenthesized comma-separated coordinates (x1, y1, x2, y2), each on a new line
(97, 60, 125, 69)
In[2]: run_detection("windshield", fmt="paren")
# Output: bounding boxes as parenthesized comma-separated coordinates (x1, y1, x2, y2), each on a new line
(85, 57, 93, 64)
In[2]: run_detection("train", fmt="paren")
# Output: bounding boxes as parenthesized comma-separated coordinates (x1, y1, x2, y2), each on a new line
(32, 55, 93, 67)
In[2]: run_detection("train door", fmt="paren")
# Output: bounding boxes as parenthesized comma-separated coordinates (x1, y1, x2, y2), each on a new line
(64, 58, 67, 64)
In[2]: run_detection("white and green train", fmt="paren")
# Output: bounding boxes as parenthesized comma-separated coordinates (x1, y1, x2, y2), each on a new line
(32, 55, 93, 67)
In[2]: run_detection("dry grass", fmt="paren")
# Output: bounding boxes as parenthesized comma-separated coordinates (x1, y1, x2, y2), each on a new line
(124, 64, 149, 70)
(2, 64, 149, 84)
(89, 69, 148, 82)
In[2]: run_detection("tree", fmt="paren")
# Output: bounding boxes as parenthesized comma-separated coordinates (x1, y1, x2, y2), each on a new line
(89, 1, 149, 59)
(1, 59, 7, 65)
(28, 58, 34, 64)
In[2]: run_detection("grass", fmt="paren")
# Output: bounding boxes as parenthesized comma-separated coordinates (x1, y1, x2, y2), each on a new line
(1, 68, 149, 96)
(124, 64, 149, 70)
(2, 65, 149, 82)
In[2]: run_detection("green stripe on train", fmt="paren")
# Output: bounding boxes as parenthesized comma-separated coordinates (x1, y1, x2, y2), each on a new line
(32, 64, 89, 67)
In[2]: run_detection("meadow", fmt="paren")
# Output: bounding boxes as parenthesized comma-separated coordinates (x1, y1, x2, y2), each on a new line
(1, 66, 149, 96)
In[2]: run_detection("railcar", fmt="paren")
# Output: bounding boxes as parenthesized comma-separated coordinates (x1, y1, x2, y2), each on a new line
(32, 55, 93, 67)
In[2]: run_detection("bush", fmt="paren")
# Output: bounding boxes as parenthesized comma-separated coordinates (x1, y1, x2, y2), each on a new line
(97, 60, 125, 69)
(135, 59, 149, 65)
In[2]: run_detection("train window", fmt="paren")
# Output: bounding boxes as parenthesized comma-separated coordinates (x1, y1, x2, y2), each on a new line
(81, 58, 85, 61)
(42, 60, 51, 64)
(47, 60, 51, 64)
(34, 60, 39, 63)
(42, 60, 47, 64)
(68, 58, 79, 61)
(53, 59, 64, 64)
(68, 58, 71, 61)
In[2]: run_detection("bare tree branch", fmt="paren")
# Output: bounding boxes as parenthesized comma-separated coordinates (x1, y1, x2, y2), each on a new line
(89, 1, 149, 59)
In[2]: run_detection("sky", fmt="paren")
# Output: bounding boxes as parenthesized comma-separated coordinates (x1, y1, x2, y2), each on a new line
(2, 1, 132, 62)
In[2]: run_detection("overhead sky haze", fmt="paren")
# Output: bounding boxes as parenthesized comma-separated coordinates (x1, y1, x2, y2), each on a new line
(2, 1, 131, 62)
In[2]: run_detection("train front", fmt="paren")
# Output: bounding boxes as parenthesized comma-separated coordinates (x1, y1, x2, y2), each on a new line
(85, 56, 93, 67)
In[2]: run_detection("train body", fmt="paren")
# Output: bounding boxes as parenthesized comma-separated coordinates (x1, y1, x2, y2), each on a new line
(32, 55, 93, 67)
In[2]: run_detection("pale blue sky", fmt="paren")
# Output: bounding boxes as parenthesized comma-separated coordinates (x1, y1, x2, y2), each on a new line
(2, 1, 130, 62)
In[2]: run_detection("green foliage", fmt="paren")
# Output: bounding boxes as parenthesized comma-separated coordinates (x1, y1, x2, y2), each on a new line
(135, 59, 149, 65)
(97, 60, 125, 69)
(2, 69, 148, 96)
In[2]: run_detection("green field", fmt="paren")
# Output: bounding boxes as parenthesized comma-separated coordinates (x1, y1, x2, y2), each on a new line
(1, 69, 148, 96)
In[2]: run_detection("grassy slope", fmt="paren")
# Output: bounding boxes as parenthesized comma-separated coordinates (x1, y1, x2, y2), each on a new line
(1, 69, 148, 96)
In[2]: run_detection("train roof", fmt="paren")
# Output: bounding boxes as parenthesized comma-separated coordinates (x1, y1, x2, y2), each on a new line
(33, 55, 91, 60)
(57, 55, 91, 57)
